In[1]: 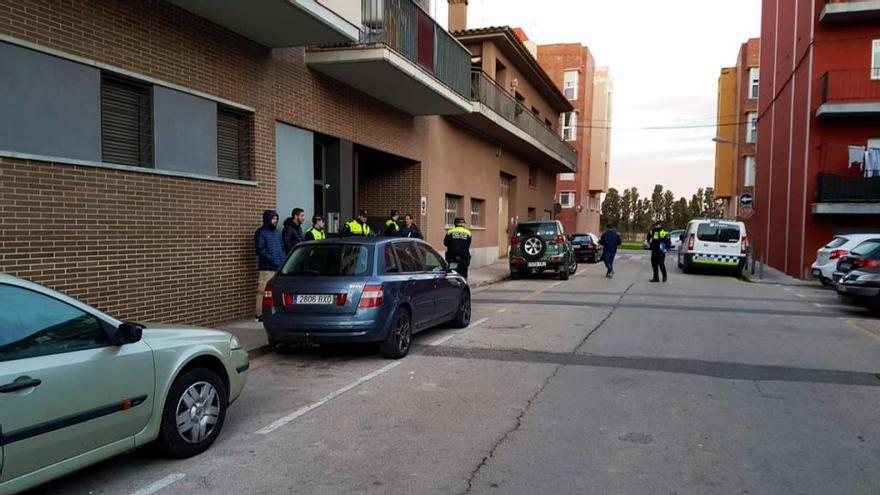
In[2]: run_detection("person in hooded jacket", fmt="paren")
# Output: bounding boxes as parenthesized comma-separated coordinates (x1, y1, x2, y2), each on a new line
(282, 208, 306, 254)
(254, 210, 286, 320)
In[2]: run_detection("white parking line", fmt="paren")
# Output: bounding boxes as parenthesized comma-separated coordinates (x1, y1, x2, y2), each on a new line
(813, 302, 857, 311)
(796, 294, 806, 298)
(130, 473, 186, 495)
(496, 308, 508, 313)
(429, 317, 490, 347)
(256, 361, 402, 435)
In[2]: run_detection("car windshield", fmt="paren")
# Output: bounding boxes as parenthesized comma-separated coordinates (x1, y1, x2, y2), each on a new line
(824, 237, 848, 249)
(516, 223, 558, 238)
(281, 244, 371, 277)
(696, 223, 741, 243)
(850, 240, 880, 257)
(572, 235, 591, 244)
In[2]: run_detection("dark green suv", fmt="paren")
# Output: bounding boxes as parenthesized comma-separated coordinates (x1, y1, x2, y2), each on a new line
(509, 220, 577, 280)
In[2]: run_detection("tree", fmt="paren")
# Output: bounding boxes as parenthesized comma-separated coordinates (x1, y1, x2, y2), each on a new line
(703, 187, 723, 219)
(672, 197, 690, 229)
(620, 188, 633, 233)
(650, 184, 665, 222)
(634, 198, 652, 234)
(662, 190, 675, 225)
(689, 188, 704, 219)
(600, 188, 621, 229)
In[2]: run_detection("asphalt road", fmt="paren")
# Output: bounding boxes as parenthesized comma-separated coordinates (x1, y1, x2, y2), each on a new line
(30, 251, 880, 495)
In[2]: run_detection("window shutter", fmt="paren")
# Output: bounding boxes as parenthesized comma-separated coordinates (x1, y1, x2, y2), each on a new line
(217, 109, 249, 180)
(101, 76, 152, 167)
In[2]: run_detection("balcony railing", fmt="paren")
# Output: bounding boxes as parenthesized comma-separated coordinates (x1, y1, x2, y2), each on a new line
(471, 71, 578, 164)
(360, 0, 471, 97)
(817, 173, 880, 202)
(820, 69, 880, 104)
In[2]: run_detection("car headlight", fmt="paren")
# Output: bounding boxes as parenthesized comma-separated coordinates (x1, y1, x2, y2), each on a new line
(230, 336, 243, 351)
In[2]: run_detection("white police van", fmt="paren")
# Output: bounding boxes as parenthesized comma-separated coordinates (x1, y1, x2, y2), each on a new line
(677, 219, 749, 274)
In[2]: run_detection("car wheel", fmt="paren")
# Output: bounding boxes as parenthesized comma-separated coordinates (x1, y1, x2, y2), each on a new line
(820, 277, 835, 288)
(568, 256, 578, 275)
(521, 236, 546, 261)
(379, 309, 412, 359)
(559, 261, 570, 281)
(452, 291, 472, 329)
(157, 367, 227, 458)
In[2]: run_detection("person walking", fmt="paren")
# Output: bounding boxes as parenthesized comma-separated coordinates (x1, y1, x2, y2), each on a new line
(305, 215, 326, 241)
(599, 224, 622, 279)
(647, 221, 671, 283)
(282, 208, 305, 254)
(401, 214, 423, 239)
(254, 210, 285, 321)
(444, 217, 472, 279)
(342, 210, 372, 237)
(384, 210, 402, 237)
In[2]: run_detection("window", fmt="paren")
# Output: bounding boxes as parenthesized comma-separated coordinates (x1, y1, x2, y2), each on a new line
(560, 191, 575, 208)
(528, 166, 538, 188)
(852, 240, 880, 257)
(559, 173, 575, 181)
(0, 285, 109, 362)
(532, 106, 540, 117)
(384, 244, 400, 274)
(697, 223, 741, 243)
(418, 244, 447, 273)
(281, 244, 371, 277)
(744, 156, 756, 187)
(445, 194, 463, 227)
(217, 107, 251, 180)
(101, 75, 153, 167)
(590, 194, 601, 211)
(873, 40, 880, 80)
(470, 198, 485, 227)
(515, 222, 559, 238)
(527, 207, 537, 220)
(824, 237, 849, 249)
(749, 68, 760, 99)
(562, 112, 577, 141)
(394, 242, 425, 273)
(563, 70, 579, 100)
(746, 112, 758, 143)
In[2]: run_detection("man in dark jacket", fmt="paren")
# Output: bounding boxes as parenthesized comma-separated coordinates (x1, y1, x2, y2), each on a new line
(647, 221, 671, 283)
(254, 210, 286, 320)
(444, 217, 472, 279)
(384, 210, 402, 237)
(401, 214, 423, 239)
(282, 208, 306, 254)
(599, 224, 622, 279)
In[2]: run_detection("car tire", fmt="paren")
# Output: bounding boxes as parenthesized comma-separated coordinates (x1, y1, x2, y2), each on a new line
(157, 367, 228, 459)
(559, 261, 570, 281)
(568, 256, 578, 275)
(820, 277, 835, 289)
(379, 308, 412, 359)
(452, 290, 472, 329)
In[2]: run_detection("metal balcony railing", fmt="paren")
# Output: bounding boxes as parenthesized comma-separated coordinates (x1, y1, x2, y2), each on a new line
(817, 173, 880, 202)
(471, 71, 578, 165)
(360, 0, 471, 97)
(820, 69, 880, 104)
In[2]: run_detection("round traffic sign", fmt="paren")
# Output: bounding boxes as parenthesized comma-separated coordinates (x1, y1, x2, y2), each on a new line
(740, 194, 754, 207)
(739, 205, 755, 219)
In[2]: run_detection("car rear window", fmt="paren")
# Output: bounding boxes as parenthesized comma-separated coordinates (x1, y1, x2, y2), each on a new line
(516, 223, 558, 238)
(851, 240, 880, 257)
(823, 237, 848, 249)
(281, 244, 371, 277)
(571, 235, 591, 244)
(696, 223, 741, 243)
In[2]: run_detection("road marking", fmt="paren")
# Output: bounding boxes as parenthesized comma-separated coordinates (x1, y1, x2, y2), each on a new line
(796, 294, 806, 298)
(256, 361, 402, 435)
(130, 474, 186, 495)
(429, 317, 490, 347)
(813, 302, 858, 311)
(845, 319, 880, 344)
(496, 308, 508, 313)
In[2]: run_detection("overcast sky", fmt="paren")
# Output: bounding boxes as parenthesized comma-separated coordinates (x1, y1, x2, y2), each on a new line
(432, 0, 762, 200)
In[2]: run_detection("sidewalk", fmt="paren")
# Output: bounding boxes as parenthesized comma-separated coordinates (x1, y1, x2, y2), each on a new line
(220, 259, 511, 354)
(741, 262, 819, 288)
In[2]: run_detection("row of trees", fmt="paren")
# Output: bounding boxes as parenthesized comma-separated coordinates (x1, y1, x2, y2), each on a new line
(600, 185, 724, 235)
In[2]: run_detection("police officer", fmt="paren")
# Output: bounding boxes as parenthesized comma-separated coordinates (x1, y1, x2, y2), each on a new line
(342, 210, 372, 237)
(305, 215, 326, 241)
(647, 221, 671, 283)
(444, 217, 472, 279)
(384, 209, 402, 237)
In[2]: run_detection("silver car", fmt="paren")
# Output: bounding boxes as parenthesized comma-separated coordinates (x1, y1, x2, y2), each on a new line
(0, 275, 249, 495)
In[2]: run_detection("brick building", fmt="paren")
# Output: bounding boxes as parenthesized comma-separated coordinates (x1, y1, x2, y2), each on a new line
(754, 0, 880, 279)
(0, 0, 575, 325)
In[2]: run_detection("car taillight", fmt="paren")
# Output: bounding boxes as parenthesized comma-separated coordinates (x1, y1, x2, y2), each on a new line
(555, 235, 566, 245)
(854, 258, 880, 269)
(829, 249, 847, 260)
(511, 236, 520, 246)
(587, 242, 595, 248)
(282, 293, 294, 307)
(262, 285, 274, 309)
(688, 233, 695, 250)
(741, 234, 749, 255)
(359, 285, 384, 308)
(337, 294, 348, 306)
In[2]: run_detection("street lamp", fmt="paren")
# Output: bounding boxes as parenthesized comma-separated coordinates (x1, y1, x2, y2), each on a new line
(712, 137, 746, 146)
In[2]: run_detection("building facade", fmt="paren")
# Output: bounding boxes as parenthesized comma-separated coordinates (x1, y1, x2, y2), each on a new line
(0, 0, 575, 325)
(755, 0, 880, 279)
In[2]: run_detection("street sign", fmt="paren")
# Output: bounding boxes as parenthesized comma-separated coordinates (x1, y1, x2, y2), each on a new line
(740, 194, 754, 207)
(739, 205, 755, 219)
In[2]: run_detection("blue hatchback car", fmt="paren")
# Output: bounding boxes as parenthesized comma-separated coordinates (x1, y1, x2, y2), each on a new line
(261, 237, 471, 358)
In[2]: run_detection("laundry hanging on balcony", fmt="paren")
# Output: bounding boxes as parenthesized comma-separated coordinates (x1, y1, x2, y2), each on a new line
(848, 145, 866, 171)
(866, 148, 880, 178)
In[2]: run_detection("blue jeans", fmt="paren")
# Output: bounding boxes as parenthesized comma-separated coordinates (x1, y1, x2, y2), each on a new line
(604, 252, 616, 274)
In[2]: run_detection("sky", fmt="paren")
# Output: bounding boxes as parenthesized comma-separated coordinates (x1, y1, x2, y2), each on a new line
(431, 0, 762, 200)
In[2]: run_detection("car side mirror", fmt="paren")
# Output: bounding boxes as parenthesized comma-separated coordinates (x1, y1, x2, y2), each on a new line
(116, 322, 143, 345)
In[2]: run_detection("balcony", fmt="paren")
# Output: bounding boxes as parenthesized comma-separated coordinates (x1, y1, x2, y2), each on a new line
(449, 71, 577, 173)
(813, 173, 880, 214)
(817, 69, 880, 119)
(819, 0, 880, 23)
(305, 0, 473, 116)
(166, 0, 360, 47)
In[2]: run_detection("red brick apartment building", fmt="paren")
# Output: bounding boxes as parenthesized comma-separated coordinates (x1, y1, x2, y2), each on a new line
(754, 0, 880, 279)
(0, 0, 575, 325)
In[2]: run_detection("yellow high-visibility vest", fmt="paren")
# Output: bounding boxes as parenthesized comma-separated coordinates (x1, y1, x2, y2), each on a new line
(346, 220, 371, 236)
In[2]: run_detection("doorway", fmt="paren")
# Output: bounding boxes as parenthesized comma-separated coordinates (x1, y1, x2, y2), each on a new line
(498, 174, 513, 258)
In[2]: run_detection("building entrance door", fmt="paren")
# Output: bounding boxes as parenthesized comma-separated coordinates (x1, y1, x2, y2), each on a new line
(499, 175, 512, 258)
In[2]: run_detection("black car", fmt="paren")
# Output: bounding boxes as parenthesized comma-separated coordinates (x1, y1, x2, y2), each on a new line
(836, 267, 880, 312)
(570, 233, 603, 263)
(832, 239, 880, 284)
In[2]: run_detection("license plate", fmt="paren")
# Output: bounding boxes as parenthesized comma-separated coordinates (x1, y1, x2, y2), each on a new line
(295, 294, 334, 305)
(527, 262, 547, 268)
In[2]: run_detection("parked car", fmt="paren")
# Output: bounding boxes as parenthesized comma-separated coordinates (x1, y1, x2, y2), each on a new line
(811, 234, 880, 287)
(0, 275, 248, 495)
(836, 267, 880, 312)
(677, 219, 748, 274)
(262, 238, 471, 359)
(509, 220, 577, 280)
(832, 239, 880, 284)
(668, 230, 685, 251)
(570, 233, 603, 263)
